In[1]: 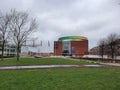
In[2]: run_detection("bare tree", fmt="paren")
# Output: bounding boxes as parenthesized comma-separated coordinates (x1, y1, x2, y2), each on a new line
(98, 38, 106, 60)
(9, 10, 38, 61)
(0, 13, 11, 61)
(107, 33, 119, 59)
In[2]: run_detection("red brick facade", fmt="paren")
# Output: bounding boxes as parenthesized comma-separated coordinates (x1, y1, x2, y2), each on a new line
(54, 40, 88, 56)
(54, 41, 62, 56)
(71, 40, 88, 56)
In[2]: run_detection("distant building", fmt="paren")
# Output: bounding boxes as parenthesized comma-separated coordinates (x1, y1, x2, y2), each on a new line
(89, 39, 120, 56)
(0, 37, 17, 57)
(21, 46, 53, 57)
(89, 46, 99, 55)
(54, 36, 88, 57)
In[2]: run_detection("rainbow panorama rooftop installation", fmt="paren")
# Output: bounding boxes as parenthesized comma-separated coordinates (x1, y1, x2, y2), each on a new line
(58, 36, 88, 41)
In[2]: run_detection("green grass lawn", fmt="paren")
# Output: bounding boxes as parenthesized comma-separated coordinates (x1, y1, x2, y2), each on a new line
(0, 67, 120, 90)
(0, 57, 95, 66)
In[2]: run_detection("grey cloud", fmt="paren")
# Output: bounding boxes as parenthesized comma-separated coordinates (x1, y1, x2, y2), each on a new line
(0, 0, 120, 52)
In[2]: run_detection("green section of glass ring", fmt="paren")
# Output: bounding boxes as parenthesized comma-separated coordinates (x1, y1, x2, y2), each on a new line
(58, 36, 87, 41)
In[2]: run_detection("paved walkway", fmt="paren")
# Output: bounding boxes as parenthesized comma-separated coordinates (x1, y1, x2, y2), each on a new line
(0, 64, 105, 70)
(0, 63, 120, 70)
(100, 63, 120, 67)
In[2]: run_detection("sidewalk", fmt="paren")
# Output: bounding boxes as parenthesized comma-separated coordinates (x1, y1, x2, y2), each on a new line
(0, 63, 120, 70)
(0, 64, 105, 70)
(100, 63, 120, 67)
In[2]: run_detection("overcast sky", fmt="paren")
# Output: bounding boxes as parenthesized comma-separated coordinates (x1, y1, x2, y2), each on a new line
(0, 0, 120, 52)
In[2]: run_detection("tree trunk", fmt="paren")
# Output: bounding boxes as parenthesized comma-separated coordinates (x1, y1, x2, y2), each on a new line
(16, 45, 20, 61)
(99, 46, 104, 60)
(111, 46, 115, 60)
(101, 47, 104, 60)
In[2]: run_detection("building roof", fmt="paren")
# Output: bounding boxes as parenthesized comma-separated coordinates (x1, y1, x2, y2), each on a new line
(58, 36, 87, 41)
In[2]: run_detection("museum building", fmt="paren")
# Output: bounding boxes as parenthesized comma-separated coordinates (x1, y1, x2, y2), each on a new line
(54, 36, 88, 57)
